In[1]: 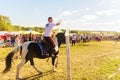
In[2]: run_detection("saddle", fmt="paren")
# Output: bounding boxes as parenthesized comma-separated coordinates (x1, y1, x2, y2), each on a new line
(37, 39, 51, 56)
(37, 43, 48, 55)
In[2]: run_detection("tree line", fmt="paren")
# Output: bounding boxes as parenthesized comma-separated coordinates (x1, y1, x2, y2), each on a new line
(0, 15, 45, 33)
(0, 14, 120, 35)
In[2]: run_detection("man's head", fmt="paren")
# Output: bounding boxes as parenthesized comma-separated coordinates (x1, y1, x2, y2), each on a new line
(48, 17, 53, 23)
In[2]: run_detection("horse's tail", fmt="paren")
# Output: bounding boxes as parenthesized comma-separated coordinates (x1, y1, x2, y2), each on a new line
(2, 46, 20, 73)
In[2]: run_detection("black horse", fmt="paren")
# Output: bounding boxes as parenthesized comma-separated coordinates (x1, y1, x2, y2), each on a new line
(2, 34, 63, 79)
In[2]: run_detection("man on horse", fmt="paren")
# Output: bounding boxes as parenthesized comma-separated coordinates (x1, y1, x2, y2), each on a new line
(44, 17, 61, 56)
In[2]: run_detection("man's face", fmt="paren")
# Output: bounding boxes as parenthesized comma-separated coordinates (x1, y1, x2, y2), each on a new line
(48, 18, 53, 23)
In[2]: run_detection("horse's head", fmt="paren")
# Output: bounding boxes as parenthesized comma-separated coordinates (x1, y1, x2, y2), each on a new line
(56, 32, 65, 47)
(53, 32, 65, 55)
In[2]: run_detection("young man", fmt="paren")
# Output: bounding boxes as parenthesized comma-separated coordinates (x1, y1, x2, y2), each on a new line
(44, 17, 61, 55)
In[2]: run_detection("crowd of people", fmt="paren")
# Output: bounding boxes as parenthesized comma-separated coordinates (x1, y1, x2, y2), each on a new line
(70, 33, 120, 46)
(0, 32, 120, 47)
(0, 33, 43, 47)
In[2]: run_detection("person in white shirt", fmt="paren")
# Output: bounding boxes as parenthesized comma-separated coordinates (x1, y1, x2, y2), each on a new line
(44, 17, 60, 55)
(72, 35, 76, 45)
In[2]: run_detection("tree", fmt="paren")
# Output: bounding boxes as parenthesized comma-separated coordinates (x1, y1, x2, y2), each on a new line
(0, 15, 12, 31)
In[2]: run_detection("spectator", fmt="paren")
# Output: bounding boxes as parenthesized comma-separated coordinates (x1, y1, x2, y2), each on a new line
(11, 35, 15, 47)
(72, 35, 76, 46)
(82, 34, 86, 43)
(15, 35, 20, 47)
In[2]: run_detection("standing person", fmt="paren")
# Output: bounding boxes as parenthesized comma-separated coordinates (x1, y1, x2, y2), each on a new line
(15, 35, 19, 47)
(82, 34, 86, 43)
(14, 35, 20, 59)
(11, 35, 15, 47)
(44, 17, 61, 56)
(72, 35, 76, 46)
(29, 33, 32, 41)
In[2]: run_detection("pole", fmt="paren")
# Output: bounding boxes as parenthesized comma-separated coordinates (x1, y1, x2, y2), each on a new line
(65, 28, 71, 80)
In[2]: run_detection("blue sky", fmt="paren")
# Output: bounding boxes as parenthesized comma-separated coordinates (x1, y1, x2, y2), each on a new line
(0, 0, 120, 31)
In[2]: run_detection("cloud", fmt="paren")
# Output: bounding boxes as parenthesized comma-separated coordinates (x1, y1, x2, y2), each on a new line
(99, 0, 110, 5)
(62, 11, 72, 16)
(63, 19, 81, 25)
(96, 9, 120, 16)
(111, 0, 120, 4)
(81, 15, 97, 21)
(82, 8, 90, 11)
(63, 14, 97, 25)
(62, 17, 120, 31)
(63, 20, 119, 31)
(62, 10, 79, 16)
(100, 0, 120, 6)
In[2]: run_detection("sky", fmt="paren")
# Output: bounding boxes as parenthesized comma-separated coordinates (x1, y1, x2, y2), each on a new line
(0, 0, 120, 31)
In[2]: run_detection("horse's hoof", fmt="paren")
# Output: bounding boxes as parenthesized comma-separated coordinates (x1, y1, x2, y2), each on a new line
(16, 77, 22, 80)
(52, 69, 57, 72)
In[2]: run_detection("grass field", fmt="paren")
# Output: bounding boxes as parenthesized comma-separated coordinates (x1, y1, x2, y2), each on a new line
(1, 41, 120, 80)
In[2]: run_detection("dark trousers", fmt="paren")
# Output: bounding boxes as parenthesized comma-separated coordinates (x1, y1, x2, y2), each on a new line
(72, 40, 76, 45)
(44, 37, 55, 49)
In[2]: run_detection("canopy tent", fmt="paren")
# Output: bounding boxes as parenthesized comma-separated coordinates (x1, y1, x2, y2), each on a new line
(0, 31, 10, 36)
(24, 31, 40, 34)
(19, 30, 41, 34)
(10, 32, 19, 35)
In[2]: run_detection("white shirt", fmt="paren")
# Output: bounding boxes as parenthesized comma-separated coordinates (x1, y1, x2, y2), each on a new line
(44, 22, 56, 37)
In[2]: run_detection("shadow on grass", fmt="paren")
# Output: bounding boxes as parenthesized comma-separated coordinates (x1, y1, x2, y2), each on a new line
(22, 70, 55, 80)
(59, 43, 90, 48)
(74, 43, 90, 47)
(59, 45, 66, 48)
(0, 58, 5, 62)
(79, 43, 90, 46)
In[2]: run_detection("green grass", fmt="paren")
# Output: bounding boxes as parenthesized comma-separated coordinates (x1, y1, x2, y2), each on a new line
(1, 41, 120, 80)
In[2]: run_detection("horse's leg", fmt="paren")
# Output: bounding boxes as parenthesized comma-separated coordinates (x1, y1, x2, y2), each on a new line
(16, 59, 26, 79)
(30, 59, 42, 74)
(52, 56, 56, 72)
